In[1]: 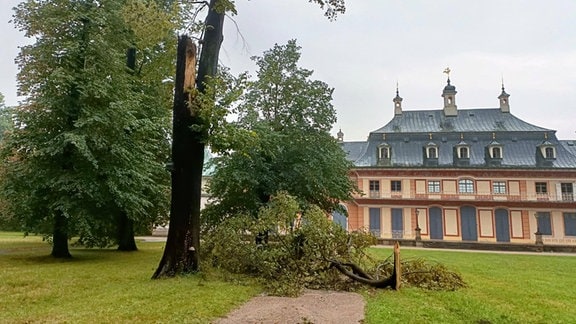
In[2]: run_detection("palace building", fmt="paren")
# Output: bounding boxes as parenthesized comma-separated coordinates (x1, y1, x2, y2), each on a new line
(336, 77, 576, 247)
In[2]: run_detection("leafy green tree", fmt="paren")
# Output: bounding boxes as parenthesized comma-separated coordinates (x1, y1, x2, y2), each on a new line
(3, 0, 174, 257)
(203, 40, 358, 225)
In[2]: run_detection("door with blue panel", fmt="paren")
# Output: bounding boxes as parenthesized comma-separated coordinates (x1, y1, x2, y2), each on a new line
(429, 207, 443, 240)
(391, 208, 403, 239)
(369, 208, 381, 237)
(495, 208, 510, 242)
(460, 206, 478, 241)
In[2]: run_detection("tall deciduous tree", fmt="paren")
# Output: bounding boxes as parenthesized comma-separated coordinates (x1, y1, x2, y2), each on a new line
(153, 0, 346, 277)
(3, 0, 174, 257)
(203, 40, 358, 224)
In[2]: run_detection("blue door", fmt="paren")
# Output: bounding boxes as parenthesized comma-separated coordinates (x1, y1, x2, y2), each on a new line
(495, 209, 510, 242)
(460, 206, 478, 241)
(332, 209, 347, 230)
(391, 208, 403, 239)
(429, 207, 443, 240)
(369, 208, 381, 237)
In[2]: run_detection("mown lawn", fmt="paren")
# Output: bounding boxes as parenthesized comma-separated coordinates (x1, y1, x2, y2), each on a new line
(365, 247, 576, 323)
(2, 232, 576, 323)
(0, 232, 260, 323)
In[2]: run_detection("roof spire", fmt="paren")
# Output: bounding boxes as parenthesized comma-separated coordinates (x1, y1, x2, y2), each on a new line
(442, 67, 457, 116)
(498, 77, 510, 113)
(393, 81, 403, 116)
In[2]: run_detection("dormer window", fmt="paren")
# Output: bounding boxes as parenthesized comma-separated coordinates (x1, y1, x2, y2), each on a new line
(492, 147, 502, 159)
(377, 143, 391, 166)
(379, 146, 390, 159)
(459, 147, 469, 159)
(427, 146, 438, 158)
(423, 142, 439, 166)
(485, 139, 503, 167)
(536, 139, 556, 167)
(454, 140, 470, 166)
(545, 147, 555, 159)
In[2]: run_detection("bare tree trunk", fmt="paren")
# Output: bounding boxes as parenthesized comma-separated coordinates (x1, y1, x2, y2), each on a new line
(153, 36, 198, 278)
(117, 211, 138, 251)
(51, 211, 72, 258)
(115, 47, 139, 252)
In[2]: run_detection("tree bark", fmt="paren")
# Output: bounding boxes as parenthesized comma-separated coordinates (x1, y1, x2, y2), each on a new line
(51, 211, 72, 258)
(153, 36, 198, 278)
(117, 211, 138, 251)
(153, 0, 224, 278)
(115, 47, 139, 252)
(329, 242, 402, 290)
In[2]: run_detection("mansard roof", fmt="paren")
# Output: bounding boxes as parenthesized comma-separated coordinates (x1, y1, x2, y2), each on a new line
(341, 108, 576, 169)
(371, 108, 550, 134)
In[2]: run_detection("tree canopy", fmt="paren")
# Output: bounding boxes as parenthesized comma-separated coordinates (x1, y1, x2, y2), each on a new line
(203, 40, 358, 224)
(2, 0, 176, 256)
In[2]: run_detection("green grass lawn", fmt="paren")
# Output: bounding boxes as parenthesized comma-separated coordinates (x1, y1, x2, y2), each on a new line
(2, 232, 576, 323)
(365, 247, 576, 323)
(0, 232, 260, 323)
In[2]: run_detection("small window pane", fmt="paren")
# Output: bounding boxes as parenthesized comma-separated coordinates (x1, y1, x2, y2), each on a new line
(493, 181, 506, 194)
(535, 182, 547, 194)
(391, 180, 402, 192)
(428, 181, 441, 193)
(458, 179, 474, 193)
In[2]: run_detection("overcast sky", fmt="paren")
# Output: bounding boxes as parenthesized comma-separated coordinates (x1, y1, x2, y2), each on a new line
(2, 0, 575, 141)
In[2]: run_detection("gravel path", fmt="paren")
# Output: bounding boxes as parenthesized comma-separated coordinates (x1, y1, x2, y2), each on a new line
(213, 289, 365, 324)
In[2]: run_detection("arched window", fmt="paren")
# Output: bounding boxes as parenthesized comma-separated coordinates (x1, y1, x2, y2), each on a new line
(459, 147, 469, 158)
(545, 147, 555, 159)
(492, 147, 501, 158)
(378, 146, 390, 159)
(458, 179, 474, 193)
(428, 147, 437, 158)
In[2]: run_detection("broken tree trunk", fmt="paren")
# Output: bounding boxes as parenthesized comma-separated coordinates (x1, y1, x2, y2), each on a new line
(152, 36, 198, 278)
(330, 241, 402, 290)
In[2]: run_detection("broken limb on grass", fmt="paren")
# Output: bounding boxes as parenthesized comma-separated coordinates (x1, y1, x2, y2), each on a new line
(329, 242, 402, 290)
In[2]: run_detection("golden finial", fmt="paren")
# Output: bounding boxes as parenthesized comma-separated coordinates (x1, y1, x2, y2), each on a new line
(492, 132, 496, 140)
(443, 67, 451, 78)
(460, 133, 464, 140)
(382, 133, 386, 140)
(429, 133, 432, 140)
(544, 132, 548, 140)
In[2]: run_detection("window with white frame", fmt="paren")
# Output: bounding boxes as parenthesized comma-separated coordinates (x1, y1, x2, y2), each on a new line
(391, 180, 402, 192)
(428, 180, 441, 193)
(458, 179, 474, 193)
(459, 146, 469, 158)
(493, 181, 506, 194)
(369, 180, 380, 198)
(427, 147, 438, 158)
(492, 146, 502, 158)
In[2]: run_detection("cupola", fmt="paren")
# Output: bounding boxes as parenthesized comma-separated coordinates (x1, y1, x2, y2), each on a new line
(441, 68, 457, 116)
(498, 82, 510, 113)
(393, 84, 403, 116)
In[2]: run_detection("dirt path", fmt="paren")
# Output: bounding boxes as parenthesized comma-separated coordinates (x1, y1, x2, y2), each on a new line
(213, 289, 365, 324)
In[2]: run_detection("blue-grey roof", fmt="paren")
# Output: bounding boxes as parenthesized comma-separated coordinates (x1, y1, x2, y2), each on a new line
(371, 108, 551, 134)
(341, 108, 576, 169)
